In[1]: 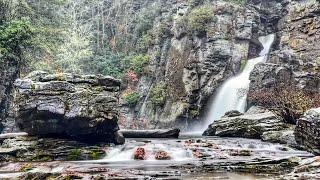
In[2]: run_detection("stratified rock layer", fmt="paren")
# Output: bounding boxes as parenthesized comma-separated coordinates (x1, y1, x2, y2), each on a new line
(295, 108, 320, 155)
(0, 136, 106, 162)
(14, 71, 123, 144)
(203, 107, 289, 139)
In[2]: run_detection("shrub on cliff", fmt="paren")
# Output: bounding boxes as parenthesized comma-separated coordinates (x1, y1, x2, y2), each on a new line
(79, 53, 126, 78)
(130, 54, 150, 76)
(150, 82, 167, 106)
(187, 6, 215, 36)
(249, 86, 320, 124)
(124, 91, 141, 107)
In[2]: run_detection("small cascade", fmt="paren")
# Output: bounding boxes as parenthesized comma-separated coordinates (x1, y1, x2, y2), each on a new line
(102, 139, 194, 162)
(202, 34, 275, 131)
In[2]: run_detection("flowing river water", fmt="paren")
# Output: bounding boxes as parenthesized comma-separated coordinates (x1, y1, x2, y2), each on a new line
(0, 135, 311, 179)
(0, 35, 313, 179)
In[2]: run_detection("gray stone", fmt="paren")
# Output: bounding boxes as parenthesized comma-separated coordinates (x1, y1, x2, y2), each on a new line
(295, 108, 320, 155)
(14, 72, 123, 144)
(278, 156, 320, 180)
(203, 107, 289, 138)
(262, 129, 300, 148)
(0, 136, 107, 162)
(0, 56, 21, 133)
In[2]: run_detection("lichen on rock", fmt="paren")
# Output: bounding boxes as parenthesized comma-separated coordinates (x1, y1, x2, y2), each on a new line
(13, 71, 124, 144)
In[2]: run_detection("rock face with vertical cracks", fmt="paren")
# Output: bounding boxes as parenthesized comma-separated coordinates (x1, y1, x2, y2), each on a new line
(14, 71, 124, 144)
(0, 56, 21, 133)
(295, 108, 320, 155)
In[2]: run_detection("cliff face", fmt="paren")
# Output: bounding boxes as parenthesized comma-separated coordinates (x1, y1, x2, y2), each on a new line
(0, 56, 21, 133)
(1, 0, 319, 131)
(120, 0, 285, 130)
(249, 0, 320, 98)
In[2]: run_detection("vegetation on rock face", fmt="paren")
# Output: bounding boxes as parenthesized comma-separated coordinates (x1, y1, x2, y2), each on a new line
(249, 85, 320, 124)
(0, 20, 33, 56)
(68, 149, 82, 160)
(240, 60, 247, 72)
(129, 54, 150, 76)
(187, 6, 215, 36)
(124, 91, 141, 107)
(149, 82, 167, 106)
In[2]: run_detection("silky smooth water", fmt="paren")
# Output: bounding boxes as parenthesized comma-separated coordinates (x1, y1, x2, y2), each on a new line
(202, 34, 275, 131)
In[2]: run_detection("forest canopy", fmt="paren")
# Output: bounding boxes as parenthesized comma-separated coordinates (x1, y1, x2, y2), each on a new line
(0, 0, 166, 78)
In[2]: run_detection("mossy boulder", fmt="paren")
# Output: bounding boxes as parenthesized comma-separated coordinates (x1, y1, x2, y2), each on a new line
(14, 71, 124, 144)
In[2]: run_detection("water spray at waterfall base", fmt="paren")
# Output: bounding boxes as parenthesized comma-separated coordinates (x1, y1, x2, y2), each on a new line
(201, 34, 275, 132)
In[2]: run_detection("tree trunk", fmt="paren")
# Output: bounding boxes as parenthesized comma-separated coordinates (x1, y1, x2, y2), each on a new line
(119, 129, 180, 138)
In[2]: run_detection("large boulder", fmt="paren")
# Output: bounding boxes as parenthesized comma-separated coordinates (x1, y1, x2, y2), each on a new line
(295, 108, 320, 155)
(203, 107, 290, 139)
(13, 71, 124, 144)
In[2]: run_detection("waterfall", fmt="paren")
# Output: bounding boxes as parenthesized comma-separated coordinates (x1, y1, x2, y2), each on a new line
(202, 34, 275, 131)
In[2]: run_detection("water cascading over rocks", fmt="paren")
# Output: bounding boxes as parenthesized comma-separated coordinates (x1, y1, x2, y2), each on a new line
(202, 34, 275, 131)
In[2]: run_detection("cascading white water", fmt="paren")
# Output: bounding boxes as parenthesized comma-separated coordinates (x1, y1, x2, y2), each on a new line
(202, 34, 275, 130)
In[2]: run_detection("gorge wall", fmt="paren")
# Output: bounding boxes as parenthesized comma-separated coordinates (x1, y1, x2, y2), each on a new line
(1, 0, 319, 132)
(120, 0, 287, 130)
(0, 56, 21, 133)
(249, 0, 320, 95)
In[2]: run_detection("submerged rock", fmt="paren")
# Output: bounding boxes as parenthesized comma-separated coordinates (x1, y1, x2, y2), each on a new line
(203, 108, 289, 139)
(295, 108, 320, 155)
(14, 71, 123, 144)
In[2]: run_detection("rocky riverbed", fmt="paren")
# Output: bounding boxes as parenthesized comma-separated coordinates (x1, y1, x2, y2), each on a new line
(0, 135, 314, 179)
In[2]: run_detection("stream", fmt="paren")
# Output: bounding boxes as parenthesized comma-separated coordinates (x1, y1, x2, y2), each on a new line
(1, 134, 312, 179)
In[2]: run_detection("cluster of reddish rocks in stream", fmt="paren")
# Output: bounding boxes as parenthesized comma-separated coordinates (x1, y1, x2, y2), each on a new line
(133, 148, 172, 160)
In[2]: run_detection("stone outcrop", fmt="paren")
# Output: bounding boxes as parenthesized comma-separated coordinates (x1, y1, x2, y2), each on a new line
(274, 0, 320, 71)
(0, 135, 106, 162)
(295, 108, 320, 155)
(249, 0, 320, 99)
(203, 107, 290, 139)
(0, 56, 21, 133)
(261, 130, 300, 148)
(14, 71, 123, 144)
(278, 156, 320, 180)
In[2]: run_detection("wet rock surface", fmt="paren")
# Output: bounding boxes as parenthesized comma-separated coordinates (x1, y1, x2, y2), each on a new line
(133, 147, 146, 160)
(295, 108, 320, 155)
(278, 156, 320, 179)
(0, 135, 107, 162)
(14, 71, 123, 144)
(261, 130, 300, 149)
(0, 137, 313, 179)
(203, 108, 290, 139)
